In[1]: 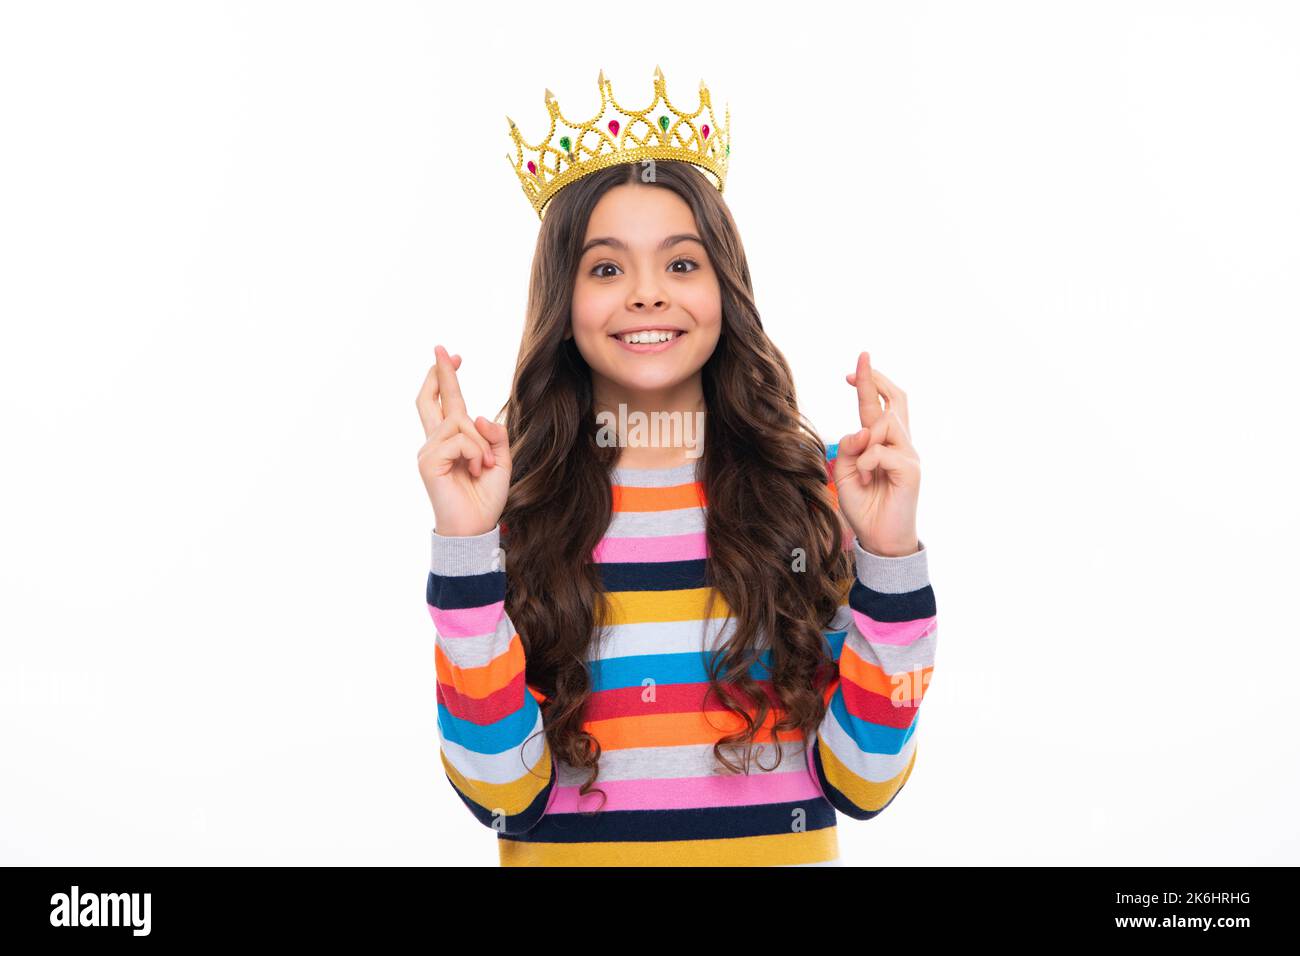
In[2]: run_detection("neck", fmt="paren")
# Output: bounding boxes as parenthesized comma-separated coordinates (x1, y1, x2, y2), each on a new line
(592, 372, 708, 469)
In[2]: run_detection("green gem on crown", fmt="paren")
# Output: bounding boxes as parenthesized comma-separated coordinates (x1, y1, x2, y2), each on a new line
(658, 115, 669, 132)
(559, 135, 571, 151)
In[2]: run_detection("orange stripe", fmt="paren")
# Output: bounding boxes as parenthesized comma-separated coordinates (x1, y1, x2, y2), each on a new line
(612, 482, 707, 512)
(838, 642, 931, 704)
(586, 709, 807, 751)
(435, 632, 526, 699)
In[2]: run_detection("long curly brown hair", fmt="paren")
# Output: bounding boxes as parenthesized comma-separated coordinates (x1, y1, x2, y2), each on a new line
(495, 159, 855, 809)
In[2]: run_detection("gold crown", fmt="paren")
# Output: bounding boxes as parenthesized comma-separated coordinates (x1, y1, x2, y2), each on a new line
(506, 65, 731, 220)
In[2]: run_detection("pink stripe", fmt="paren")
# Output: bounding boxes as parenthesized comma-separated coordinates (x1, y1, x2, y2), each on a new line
(428, 601, 504, 638)
(849, 610, 937, 646)
(592, 532, 709, 564)
(806, 739, 828, 799)
(546, 767, 821, 813)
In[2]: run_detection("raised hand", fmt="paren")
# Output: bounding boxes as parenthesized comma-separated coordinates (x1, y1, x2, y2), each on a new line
(831, 351, 922, 557)
(416, 344, 512, 537)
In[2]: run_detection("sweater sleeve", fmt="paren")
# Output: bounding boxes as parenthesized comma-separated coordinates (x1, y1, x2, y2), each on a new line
(427, 523, 557, 834)
(809, 443, 938, 819)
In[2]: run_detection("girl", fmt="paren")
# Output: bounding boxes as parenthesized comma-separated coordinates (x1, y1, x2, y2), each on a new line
(417, 159, 937, 866)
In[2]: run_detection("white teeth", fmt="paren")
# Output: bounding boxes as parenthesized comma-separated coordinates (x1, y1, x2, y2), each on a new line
(618, 330, 679, 344)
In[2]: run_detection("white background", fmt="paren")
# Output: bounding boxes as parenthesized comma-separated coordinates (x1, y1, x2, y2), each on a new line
(1, 0, 1296, 865)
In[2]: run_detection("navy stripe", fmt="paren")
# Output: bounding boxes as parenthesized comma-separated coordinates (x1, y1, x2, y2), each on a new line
(497, 797, 836, 844)
(427, 568, 505, 610)
(810, 739, 905, 821)
(445, 772, 555, 836)
(849, 579, 937, 623)
(598, 558, 709, 592)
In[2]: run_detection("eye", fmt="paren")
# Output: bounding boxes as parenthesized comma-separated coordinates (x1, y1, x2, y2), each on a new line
(588, 257, 700, 278)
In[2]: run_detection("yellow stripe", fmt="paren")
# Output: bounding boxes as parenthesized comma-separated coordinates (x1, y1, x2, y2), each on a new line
(820, 739, 917, 812)
(603, 586, 732, 625)
(440, 745, 553, 818)
(498, 826, 839, 866)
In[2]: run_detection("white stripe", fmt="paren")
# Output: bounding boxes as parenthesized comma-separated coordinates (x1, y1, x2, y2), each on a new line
(590, 615, 736, 659)
(439, 709, 549, 786)
(817, 711, 918, 783)
(605, 507, 705, 537)
(434, 618, 516, 669)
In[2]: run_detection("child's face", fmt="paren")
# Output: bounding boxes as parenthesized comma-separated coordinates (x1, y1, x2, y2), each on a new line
(570, 182, 723, 405)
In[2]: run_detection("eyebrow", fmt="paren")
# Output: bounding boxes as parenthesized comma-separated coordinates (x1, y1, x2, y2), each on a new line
(580, 233, 703, 256)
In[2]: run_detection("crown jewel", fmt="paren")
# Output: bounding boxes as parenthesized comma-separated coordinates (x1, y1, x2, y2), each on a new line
(506, 65, 731, 220)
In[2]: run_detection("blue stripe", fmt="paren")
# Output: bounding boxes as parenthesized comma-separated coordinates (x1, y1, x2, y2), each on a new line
(588, 625, 852, 690)
(827, 690, 919, 755)
(588, 650, 774, 690)
(437, 688, 542, 754)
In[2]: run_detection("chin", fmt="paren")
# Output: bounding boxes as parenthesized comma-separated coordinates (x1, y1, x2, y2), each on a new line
(610, 371, 688, 392)
(605, 353, 689, 381)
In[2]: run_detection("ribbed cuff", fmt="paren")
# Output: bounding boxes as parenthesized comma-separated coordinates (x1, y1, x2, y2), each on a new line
(430, 524, 504, 576)
(852, 537, 929, 594)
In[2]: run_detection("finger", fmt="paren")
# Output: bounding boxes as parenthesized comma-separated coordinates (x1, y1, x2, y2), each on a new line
(474, 416, 511, 470)
(434, 344, 468, 421)
(836, 427, 871, 461)
(846, 368, 907, 433)
(435, 348, 490, 463)
(831, 428, 872, 484)
(419, 429, 482, 477)
(470, 415, 495, 468)
(866, 407, 914, 454)
(439, 431, 486, 479)
(852, 351, 884, 428)
(415, 362, 444, 438)
(869, 368, 909, 435)
(854, 441, 920, 487)
(439, 412, 495, 469)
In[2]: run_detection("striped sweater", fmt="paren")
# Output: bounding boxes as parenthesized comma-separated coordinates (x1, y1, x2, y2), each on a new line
(426, 443, 938, 866)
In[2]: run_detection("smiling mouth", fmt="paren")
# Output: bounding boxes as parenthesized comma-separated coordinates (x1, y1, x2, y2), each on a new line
(609, 329, 686, 353)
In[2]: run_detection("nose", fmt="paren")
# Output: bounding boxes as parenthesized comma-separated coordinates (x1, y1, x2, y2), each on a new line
(629, 268, 669, 312)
